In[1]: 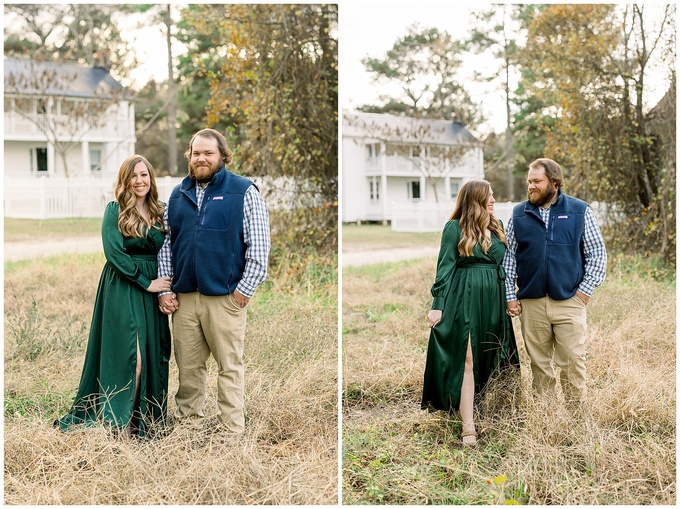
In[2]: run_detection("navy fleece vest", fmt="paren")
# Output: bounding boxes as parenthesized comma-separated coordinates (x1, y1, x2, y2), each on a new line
(513, 191, 587, 300)
(168, 167, 254, 296)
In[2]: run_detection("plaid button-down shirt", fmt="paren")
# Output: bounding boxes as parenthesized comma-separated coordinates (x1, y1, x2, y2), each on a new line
(158, 184, 270, 298)
(503, 199, 607, 301)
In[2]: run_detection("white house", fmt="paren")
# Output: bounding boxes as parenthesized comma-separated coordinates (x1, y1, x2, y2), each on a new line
(342, 110, 484, 228)
(4, 57, 135, 179)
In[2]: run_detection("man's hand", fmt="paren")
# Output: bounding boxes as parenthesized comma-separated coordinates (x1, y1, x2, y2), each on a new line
(233, 289, 250, 308)
(575, 290, 590, 305)
(506, 300, 522, 317)
(159, 293, 179, 315)
(428, 309, 442, 328)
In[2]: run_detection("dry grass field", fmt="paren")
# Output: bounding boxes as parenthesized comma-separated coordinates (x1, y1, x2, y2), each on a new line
(4, 217, 101, 242)
(342, 253, 675, 505)
(342, 223, 441, 252)
(4, 249, 338, 505)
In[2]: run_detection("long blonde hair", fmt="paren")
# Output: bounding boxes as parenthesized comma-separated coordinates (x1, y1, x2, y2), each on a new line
(448, 179, 506, 256)
(114, 155, 165, 238)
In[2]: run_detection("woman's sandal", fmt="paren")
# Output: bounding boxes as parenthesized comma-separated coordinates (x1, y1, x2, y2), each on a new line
(461, 430, 477, 446)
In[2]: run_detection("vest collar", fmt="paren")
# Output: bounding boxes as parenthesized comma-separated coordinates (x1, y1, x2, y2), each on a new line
(181, 166, 228, 195)
(523, 188, 563, 216)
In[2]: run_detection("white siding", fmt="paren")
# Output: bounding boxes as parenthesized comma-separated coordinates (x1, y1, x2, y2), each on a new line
(342, 136, 370, 223)
(342, 111, 484, 225)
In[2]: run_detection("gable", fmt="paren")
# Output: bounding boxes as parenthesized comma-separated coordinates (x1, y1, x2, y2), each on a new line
(343, 110, 479, 147)
(4, 57, 125, 99)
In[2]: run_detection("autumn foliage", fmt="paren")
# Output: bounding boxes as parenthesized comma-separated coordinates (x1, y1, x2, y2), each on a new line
(181, 5, 338, 260)
(522, 4, 676, 263)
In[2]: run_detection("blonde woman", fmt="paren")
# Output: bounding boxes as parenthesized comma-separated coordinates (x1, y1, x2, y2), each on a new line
(57, 155, 172, 437)
(422, 180, 519, 446)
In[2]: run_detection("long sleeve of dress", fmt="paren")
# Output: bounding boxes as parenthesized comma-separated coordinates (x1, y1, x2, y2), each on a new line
(101, 202, 152, 291)
(430, 220, 460, 310)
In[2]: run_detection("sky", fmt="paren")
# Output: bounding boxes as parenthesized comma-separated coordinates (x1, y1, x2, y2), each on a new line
(339, 2, 675, 136)
(340, 2, 509, 134)
(5, 2, 670, 136)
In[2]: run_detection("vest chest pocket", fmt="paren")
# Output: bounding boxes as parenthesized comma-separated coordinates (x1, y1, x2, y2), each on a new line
(550, 214, 582, 245)
(200, 195, 238, 230)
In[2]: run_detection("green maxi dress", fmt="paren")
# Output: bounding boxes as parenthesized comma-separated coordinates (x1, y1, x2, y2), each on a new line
(422, 219, 519, 412)
(57, 202, 171, 436)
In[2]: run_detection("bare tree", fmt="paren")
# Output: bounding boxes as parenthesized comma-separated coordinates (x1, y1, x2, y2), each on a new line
(344, 112, 479, 203)
(5, 60, 127, 177)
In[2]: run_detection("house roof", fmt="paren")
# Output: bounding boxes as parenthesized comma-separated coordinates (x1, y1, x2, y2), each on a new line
(4, 57, 125, 99)
(343, 110, 479, 146)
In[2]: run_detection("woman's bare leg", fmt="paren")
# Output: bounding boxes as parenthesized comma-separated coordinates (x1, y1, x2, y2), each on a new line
(460, 335, 477, 445)
(126, 338, 142, 436)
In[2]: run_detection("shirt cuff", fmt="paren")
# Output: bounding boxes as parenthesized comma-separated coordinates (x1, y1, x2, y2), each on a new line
(235, 280, 255, 298)
(578, 280, 595, 297)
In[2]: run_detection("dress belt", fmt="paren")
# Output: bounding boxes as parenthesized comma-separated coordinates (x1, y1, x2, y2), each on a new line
(458, 263, 506, 281)
(129, 254, 157, 261)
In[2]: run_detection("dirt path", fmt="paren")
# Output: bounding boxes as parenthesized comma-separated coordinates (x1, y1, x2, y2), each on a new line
(342, 246, 438, 267)
(5, 235, 438, 266)
(4, 235, 102, 262)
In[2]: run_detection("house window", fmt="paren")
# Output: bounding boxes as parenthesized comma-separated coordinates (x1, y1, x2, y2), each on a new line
(407, 181, 421, 200)
(366, 143, 380, 159)
(37, 98, 48, 115)
(412, 146, 421, 158)
(450, 179, 461, 200)
(90, 149, 102, 172)
(369, 179, 380, 201)
(30, 148, 48, 173)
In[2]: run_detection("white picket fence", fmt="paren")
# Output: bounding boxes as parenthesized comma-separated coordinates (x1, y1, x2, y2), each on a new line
(3, 176, 183, 219)
(4, 175, 309, 219)
(391, 200, 613, 232)
(391, 201, 517, 232)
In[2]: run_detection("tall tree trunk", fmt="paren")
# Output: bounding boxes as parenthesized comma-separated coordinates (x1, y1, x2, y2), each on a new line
(165, 5, 178, 176)
(504, 51, 514, 201)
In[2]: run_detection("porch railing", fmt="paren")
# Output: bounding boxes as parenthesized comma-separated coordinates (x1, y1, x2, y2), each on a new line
(4, 112, 134, 140)
(4, 175, 309, 219)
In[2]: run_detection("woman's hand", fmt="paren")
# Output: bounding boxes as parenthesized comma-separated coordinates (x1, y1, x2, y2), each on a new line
(428, 309, 442, 328)
(147, 276, 172, 293)
(158, 293, 178, 314)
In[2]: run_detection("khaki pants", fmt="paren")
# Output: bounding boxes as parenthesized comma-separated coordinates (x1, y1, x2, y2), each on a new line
(519, 295, 588, 404)
(172, 291, 247, 432)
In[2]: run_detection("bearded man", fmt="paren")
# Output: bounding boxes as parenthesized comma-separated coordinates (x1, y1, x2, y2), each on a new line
(502, 158, 606, 408)
(157, 128, 270, 433)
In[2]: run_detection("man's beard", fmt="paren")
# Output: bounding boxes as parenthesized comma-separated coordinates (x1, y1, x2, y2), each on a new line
(189, 160, 222, 183)
(528, 186, 557, 207)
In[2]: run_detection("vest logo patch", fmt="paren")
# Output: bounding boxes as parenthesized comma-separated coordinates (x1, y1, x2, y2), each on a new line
(213, 196, 224, 200)
(557, 215, 569, 219)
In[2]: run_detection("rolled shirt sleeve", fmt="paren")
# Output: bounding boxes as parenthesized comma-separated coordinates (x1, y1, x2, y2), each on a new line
(157, 206, 174, 296)
(577, 206, 607, 296)
(236, 185, 270, 298)
(501, 217, 519, 302)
